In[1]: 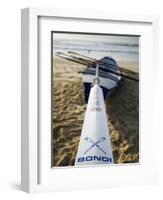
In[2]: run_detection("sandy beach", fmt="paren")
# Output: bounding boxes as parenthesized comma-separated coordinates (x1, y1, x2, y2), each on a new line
(52, 57, 139, 166)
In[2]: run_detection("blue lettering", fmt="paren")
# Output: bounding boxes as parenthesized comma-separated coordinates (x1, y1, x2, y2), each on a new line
(102, 157, 112, 162)
(86, 156, 92, 161)
(77, 156, 112, 163)
(78, 157, 84, 162)
(94, 156, 101, 161)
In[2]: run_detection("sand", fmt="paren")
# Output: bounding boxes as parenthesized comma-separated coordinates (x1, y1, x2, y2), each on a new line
(52, 57, 139, 166)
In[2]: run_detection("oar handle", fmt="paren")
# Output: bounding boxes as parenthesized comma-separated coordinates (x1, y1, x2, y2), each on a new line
(94, 64, 100, 85)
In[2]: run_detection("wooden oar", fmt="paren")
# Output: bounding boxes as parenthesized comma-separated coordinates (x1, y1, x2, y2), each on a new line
(57, 52, 92, 65)
(68, 51, 95, 62)
(67, 51, 138, 77)
(56, 52, 138, 82)
(59, 52, 138, 81)
(55, 52, 87, 66)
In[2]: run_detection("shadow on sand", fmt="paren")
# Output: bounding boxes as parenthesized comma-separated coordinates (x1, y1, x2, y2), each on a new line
(106, 77, 139, 163)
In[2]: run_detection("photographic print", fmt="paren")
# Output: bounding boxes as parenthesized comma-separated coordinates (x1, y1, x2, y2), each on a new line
(51, 32, 139, 167)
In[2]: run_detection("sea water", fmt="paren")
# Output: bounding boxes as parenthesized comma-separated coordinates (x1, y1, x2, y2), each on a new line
(53, 34, 139, 70)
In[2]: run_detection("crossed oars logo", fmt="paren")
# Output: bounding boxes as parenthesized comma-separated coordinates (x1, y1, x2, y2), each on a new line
(84, 137, 106, 155)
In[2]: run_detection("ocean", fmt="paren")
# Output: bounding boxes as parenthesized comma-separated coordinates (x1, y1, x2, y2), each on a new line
(53, 34, 139, 69)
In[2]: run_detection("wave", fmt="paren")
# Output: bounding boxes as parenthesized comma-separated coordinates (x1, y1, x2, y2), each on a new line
(53, 40, 139, 54)
(53, 46, 139, 54)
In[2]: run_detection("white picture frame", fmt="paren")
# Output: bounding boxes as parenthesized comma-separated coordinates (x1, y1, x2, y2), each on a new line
(21, 7, 159, 193)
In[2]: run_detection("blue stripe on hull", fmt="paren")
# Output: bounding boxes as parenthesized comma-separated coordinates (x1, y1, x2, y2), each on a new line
(83, 57, 121, 103)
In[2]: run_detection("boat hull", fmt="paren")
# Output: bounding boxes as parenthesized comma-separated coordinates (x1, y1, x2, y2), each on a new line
(83, 70, 121, 103)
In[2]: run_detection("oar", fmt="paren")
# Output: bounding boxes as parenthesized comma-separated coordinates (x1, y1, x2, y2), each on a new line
(57, 52, 138, 81)
(57, 52, 122, 76)
(68, 51, 138, 77)
(68, 51, 95, 62)
(55, 52, 87, 66)
(70, 55, 94, 65)
(57, 52, 92, 65)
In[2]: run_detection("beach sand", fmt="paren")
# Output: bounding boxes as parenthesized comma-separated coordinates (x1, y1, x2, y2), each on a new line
(52, 57, 139, 166)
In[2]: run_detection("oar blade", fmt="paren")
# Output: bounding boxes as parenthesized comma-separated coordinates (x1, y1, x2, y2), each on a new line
(75, 84, 114, 166)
